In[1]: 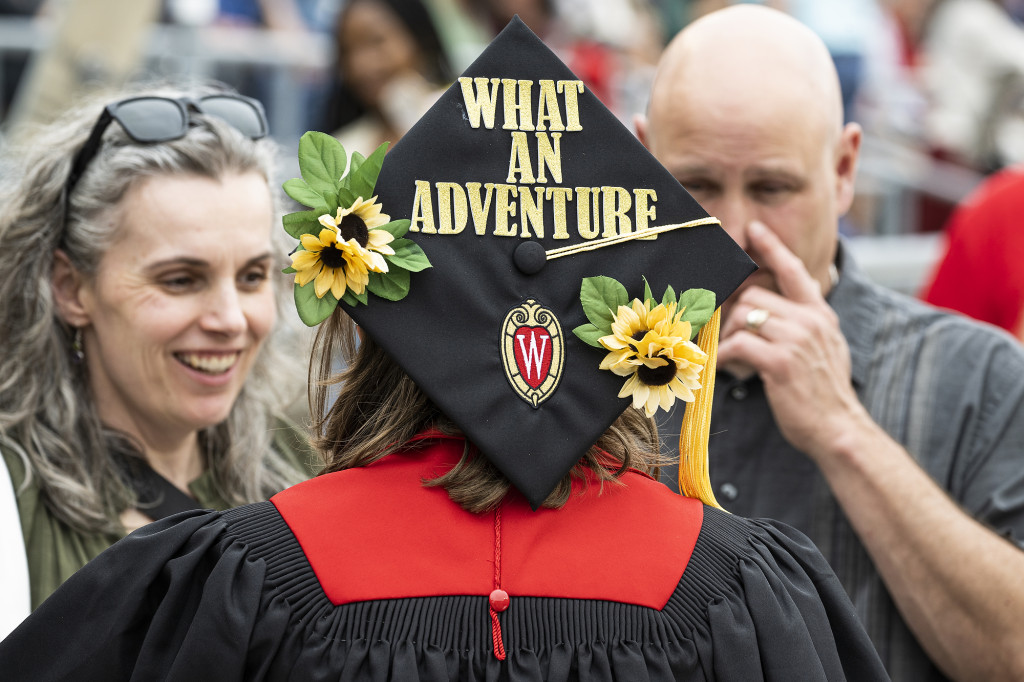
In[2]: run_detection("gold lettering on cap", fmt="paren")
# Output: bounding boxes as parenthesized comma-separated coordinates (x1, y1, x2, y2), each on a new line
(466, 182, 495, 235)
(502, 79, 535, 132)
(602, 186, 632, 238)
(493, 184, 518, 236)
(459, 77, 501, 129)
(506, 131, 536, 184)
(519, 187, 545, 238)
(546, 187, 572, 239)
(557, 80, 584, 132)
(405, 182, 662, 243)
(436, 182, 468, 235)
(535, 132, 562, 184)
(575, 187, 601, 239)
(633, 188, 657, 238)
(410, 180, 436, 233)
(507, 131, 563, 185)
(409, 73, 659, 245)
(535, 80, 565, 132)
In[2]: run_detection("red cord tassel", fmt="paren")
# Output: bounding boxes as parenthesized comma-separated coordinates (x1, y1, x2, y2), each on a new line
(490, 608, 506, 660)
(489, 506, 508, 660)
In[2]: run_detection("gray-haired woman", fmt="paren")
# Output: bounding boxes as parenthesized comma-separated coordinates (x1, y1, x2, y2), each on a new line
(0, 88, 313, 610)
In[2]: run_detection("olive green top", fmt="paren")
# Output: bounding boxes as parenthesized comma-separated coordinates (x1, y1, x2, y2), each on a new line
(3, 418, 316, 610)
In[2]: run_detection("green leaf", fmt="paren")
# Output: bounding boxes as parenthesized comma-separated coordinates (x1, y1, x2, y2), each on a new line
(366, 267, 411, 301)
(282, 209, 325, 239)
(282, 266, 296, 274)
(352, 287, 368, 305)
(573, 323, 607, 348)
(642, 277, 654, 305)
(293, 281, 338, 326)
(677, 288, 716, 339)
(662, 284, 677, 307)
(348, 142, 388, 200)
(580, 276, 628, 331)
(348, 150, 366, 178)
(386, 238, 432, 272)
(376, 219, 410, 239)
(297, 131, 347, 198)
(282, 178, 325, 209)
(336, 185, 356, 210)
(341, 290, 359, 306)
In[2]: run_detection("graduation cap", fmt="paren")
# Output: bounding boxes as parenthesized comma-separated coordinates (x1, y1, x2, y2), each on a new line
(282, 17, 755, 509)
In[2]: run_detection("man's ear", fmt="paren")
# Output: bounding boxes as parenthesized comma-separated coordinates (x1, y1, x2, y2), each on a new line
(835, 121, 862, 216)
(634, 113, 651, 151)
(51, 250, 91, 327)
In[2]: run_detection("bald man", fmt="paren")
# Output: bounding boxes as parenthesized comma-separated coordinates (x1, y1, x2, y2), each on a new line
(639, 6, 1024, 682)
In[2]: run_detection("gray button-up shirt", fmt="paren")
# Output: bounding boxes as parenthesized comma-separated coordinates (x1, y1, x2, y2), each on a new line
(660, 244, 1024, 681)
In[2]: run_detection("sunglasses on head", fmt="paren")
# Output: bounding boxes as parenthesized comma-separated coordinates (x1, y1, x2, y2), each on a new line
(64, 94, 269, 199)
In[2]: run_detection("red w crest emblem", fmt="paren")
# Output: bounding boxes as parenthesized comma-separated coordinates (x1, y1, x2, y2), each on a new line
(513, 327, 552, 389)
(501, 300, 564, 407)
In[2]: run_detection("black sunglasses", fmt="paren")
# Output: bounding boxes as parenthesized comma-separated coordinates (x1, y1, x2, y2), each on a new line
(64, 94, 269, 199)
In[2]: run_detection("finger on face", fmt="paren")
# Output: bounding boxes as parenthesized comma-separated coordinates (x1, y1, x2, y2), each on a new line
(716, 327, 777, 374)
(720, 286, 802, 340)
(746, 220, 822, 304)
(722, 303, 789, 344)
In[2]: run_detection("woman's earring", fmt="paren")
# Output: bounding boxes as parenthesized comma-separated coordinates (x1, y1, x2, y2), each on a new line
(71, 327, 85, 363)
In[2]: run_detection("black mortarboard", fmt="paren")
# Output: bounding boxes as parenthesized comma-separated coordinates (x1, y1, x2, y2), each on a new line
(283, 18, 755, 508)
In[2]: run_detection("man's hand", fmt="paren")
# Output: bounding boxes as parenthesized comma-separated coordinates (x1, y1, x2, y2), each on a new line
(717, 221, 871, 463)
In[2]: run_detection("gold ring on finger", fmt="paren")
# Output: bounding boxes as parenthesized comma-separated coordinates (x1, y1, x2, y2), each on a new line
(745, 307, 771, 333)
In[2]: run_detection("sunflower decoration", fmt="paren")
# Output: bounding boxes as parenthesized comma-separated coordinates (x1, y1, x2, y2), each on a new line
(291, 197, 394, 300)
(573, 277, 716, 417)
(281, 132, 431, 326)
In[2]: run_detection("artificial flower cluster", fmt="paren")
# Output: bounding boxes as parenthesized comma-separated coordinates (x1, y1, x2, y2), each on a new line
(282, 132, 431, 326)
(574, 277, 715, 417)
(291, 196, 395, 300)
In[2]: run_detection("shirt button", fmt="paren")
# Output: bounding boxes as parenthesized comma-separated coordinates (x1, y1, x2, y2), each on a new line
(720, 483, 739, 501)
(489, 589, 510, 612)
(730, 385, 748, 401)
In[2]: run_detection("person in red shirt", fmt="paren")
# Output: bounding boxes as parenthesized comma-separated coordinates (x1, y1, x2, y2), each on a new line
(921, 166, 1024, 339)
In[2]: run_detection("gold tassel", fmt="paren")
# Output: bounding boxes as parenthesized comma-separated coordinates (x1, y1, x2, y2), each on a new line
(678, 307, 724, 509)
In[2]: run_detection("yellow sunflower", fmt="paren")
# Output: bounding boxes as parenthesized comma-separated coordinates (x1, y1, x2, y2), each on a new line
(289, 196, 396, 299)
(598, 299, 708, 417)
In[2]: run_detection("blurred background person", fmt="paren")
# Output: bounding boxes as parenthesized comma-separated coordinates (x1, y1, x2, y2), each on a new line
(920, 165, 1024, 339)
(851, 0, 935, 156)
(0, 0, 45, 123)
(459, 0, 665, 122)
(0, 86, 313, 611)
(920, 0, 1024, 172)
(324, 0, 453, 152)
(642, 6, 1024, 680)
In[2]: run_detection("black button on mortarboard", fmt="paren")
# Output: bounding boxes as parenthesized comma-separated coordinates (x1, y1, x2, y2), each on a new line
(514, 241, 546, 274)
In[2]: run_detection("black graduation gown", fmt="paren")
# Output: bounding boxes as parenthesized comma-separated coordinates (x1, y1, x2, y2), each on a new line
(0, 436, 889, 681)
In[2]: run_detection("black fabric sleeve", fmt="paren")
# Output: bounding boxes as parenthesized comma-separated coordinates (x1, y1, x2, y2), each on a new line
(679, 508, 890, 681)
(0, 509, 261, 682)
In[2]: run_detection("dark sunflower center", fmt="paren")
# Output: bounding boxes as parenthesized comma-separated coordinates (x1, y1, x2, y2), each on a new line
(319, 244, 347, 269)
(632, 330, 647, 342)
(338, 213, 369, 247)
(636, 361, 677, 386)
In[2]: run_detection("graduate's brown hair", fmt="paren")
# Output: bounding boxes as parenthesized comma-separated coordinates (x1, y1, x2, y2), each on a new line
(309, 312, 663, 512)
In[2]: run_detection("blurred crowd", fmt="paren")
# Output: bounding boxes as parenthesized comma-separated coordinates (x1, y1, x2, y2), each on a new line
(0, 2, 1021, 327)
(3, 1, 1024, 223)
